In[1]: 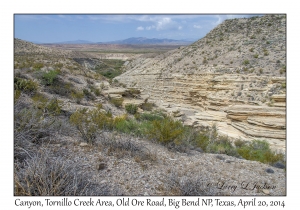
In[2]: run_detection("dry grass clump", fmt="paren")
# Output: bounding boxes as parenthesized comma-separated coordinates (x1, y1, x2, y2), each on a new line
(100, 134, 156, 162)
(14, 150, 112, 196)
(164, 171, 218, 196)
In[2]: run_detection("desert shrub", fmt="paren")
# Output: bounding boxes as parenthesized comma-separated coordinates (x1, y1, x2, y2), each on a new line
(83, 88, 96, 101)
(263, 50, 269, 56)
(253, 54, 259, 58)
(138, 112, 164, 122)
(206, 135, 239, 157)
(14, 151, 111, 196)
(54, 63, 63, 69)
(45, 79, 74, 97)
(46, 98, 62, 116)
(93, 88, 101, 96)
(14, 98, 64, 162)
(114, 118, 140, 135)
(42, 70, 59, 86)
(101, 136, 156, 161)
(14, 77, 38, 94)
(71, 91, 84, 104)
(236, 140, 285, 165)
(140, 102, 154, 111)
(125, 104, 138, 115)
(148, 117, 185, 145)
(96, 103, 103, 110)
(14, 89, 21, 101)
(109, 98, 124, 108)
(243, 60, 249, 65)
(69, 109, 97, 144)
(31, 93, 62, 116)
(191, 132, 210, 152)
(70, 108, 115, 143)
(33, 62, 44, 70)
(92, 110, 114, 130)
(234, 139, 247, 148)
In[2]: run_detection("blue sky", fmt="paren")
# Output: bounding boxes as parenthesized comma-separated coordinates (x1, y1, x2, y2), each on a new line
(14, 14, 261, 43)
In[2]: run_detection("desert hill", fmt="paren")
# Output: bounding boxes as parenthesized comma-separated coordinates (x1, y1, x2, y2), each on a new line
(116, 14, 286, 151)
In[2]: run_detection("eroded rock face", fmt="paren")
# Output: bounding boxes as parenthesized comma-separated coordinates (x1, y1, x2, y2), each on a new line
(116, 15, 286, 152)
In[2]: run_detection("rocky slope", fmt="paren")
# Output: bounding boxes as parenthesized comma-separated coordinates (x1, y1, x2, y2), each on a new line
(116, 15, 286, 152)
(14, 34, 286, 196)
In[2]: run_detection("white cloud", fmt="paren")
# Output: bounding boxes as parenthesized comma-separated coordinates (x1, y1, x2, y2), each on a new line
(156, 17, 172, 30)
(213, 15, 223, 25)
(136, 26, 144, 31)
(193, 24, 202, 29)
(178, 26, 182, 30)
(146, 25, 155, 30)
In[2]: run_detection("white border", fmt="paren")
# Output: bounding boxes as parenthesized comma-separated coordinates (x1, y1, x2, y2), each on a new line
(2, 0, 297, 209)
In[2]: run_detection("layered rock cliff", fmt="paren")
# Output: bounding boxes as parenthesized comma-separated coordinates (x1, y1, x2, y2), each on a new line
(116, 14, 286, 152)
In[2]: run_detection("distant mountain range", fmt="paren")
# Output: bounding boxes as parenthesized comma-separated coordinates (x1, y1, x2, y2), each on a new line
(35, 37, 194, 45)
(102, 37, 194, 45)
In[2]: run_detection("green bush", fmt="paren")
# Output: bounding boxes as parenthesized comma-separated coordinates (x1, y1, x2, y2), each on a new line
(69, 109, 97, 144)
(42, 70, 59, 86)
(31, 93, 61, 116)
(138, 112, 164, 122)
(33, 62, 44, 70)
(192, 132, 210, 151)
(236, 140, 285, 165)
(46, 98, 62, 116)
(206, 135, 239, 157)
(125, 104, 138, 115)
(114, 118, 139, 134)
(14, 77, 38, 93)
(47, 81, 74, 97)
(110, 98, 124, 108)
(148, 117, 184, 145)
(243, 60, 250, 65)
(94, 88, 101, 96)
(14, 89, 21, 101)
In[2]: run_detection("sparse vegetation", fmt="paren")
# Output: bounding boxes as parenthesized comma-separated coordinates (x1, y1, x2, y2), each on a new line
(140, 102, 154, 111)
(14, 77, 38, 94)
(125, 103, 138, 115)
(41, 70, 60, 86)
(95, 59, 125, 79)
(109, 97, 124, 108)
(243, 60, 250, 65)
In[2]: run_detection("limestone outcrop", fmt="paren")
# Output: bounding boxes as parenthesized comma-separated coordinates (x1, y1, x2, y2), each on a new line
(115, 15, 286, 152)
